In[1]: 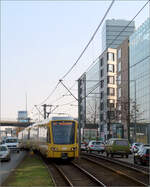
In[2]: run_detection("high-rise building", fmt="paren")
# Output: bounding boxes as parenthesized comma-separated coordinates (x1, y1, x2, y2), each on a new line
(98, 48, 117, 141)
(116, 39, 130, 139)
(102, 19, 135, 51)
(129, 18, 150, 143)
(78, 48, 119, 142)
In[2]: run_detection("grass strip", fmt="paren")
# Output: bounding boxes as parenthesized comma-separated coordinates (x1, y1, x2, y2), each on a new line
(3, 153, 53, 186)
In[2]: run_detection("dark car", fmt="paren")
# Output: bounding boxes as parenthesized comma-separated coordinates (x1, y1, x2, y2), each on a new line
(134, 146, 150, 166)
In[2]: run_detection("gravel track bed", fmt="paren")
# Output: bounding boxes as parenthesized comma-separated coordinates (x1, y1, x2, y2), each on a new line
(56, 162, 103, 186)
(81, 154, 149, 185)
(75, 157, 145, 186)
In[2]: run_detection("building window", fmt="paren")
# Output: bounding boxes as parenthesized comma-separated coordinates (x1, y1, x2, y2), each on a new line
(100, 91, 104, 99)
(107, 64, 114, 72)
(107, 52, 115, 61)
(107, 87, 115, 96)
(118, 104, 121, 111)
(117, 48, 121, 59)
(100, 58, 103, 67)
(100, 113, 104, 122)
(107, 99, 115, 108)
(118, 88, 121, 98)
(107, 111, 115, 119)
(118, 62, 121, 72)
(107, 76, 114, 84)
(100, 125, 104, 131)
(117, 74, 121, 85)
(100, 80, 104, 88)
(100, 69, 104, 77)
(100, 102, 104, 110)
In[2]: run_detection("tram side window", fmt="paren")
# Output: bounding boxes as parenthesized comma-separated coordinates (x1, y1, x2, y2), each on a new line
(28, 130, 30, 140)
(39, 126, 47, 143)
(47, 127, 51, 143)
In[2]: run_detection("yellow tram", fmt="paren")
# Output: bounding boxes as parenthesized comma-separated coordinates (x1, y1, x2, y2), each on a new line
(18, 116, 79, 160)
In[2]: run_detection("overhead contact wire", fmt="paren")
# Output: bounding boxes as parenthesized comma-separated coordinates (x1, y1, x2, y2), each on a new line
(61, 0, 115, 80)
(38, 82, 60, 106)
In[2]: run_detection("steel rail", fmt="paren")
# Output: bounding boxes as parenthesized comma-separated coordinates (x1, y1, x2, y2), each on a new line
(71, 161, 106, 187)
(40, 152, 105, 186)
(83, 152, 150, 175)
(82, 156, 147, 186)
(53, 163, 74, 187)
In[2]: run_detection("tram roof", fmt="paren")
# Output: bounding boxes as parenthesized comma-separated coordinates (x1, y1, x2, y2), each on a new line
(32, 116, 76, 126)
(49, 116, 75, 121)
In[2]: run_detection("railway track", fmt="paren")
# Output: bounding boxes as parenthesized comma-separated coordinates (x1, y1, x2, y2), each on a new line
(44, 159, 106, 186)
(82, 152, 150, 174)
(81, 153, 149, 186)
(76, 157, 147, 186)
(42, 154, 148, 186)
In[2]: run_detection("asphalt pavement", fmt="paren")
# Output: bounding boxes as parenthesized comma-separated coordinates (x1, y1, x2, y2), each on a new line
(114, 153, 134, 163)
(101, 152, 134, 162)
(0, 150, 27, 185)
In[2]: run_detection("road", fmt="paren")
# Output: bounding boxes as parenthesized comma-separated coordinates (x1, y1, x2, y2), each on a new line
(0, 150, 27, 185)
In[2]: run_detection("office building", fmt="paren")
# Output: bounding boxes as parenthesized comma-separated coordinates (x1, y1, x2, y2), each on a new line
(129, 18, 150, 143)
(117, 39, 130, 139)
(102, 19, 135, 51)
(98, 48, 117, 141)
(78, 48, 118, 141)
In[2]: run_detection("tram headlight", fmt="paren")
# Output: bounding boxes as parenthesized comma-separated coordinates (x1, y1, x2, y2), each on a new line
(71, 147, 77, 151)
(51, 147, 57, 151)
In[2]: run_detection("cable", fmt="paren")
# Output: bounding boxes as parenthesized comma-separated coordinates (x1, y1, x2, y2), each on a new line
(35, 1, 115, 107)
(35, 0, 148, 110)
(106, 0, 150, 50)
(58, 100, 77, 107)
(83, 1, 150, 84)
(51, 81, 77, 105)
(61, 0, 115, 80)
(37, 82, 60, 106)
(80, 1, 150, 101)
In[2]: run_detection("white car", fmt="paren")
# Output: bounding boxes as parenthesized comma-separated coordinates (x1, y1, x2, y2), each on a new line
(130, 143, 142, 153)
(0, 145, 11, 161)
(137, 144, 150, 153)
(2, 137, 20, 153)
(81, 143, 87, 151)
(87, 141, 105, 153)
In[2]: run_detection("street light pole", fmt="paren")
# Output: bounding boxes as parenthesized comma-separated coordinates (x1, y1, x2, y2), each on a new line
(134, 80, 137, 142)
(78, 79, 82, 156)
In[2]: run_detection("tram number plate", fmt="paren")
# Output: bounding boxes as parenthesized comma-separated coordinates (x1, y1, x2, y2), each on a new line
(62, 153, 68, 159)
(62, 147, 67, 150)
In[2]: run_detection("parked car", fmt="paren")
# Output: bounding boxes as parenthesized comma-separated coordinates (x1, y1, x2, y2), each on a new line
(87, 141, 105, 153)
(2, 137, 20, 153)
(134, 146, 150, 166)
(130, 142, 142, 153)
(105, 138, 130, 158)
(81, 143, 87, 151)
(0, 145, 11, 161)
(138, 144, 150, 153)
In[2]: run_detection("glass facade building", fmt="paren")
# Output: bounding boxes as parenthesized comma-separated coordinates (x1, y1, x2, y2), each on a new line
(102, 19, 135, 51)
(86, 59, 100, 125)
(129, 18, 150, 143)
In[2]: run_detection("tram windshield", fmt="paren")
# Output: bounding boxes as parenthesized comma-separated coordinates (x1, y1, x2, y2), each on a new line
(52, 121, 75, 144)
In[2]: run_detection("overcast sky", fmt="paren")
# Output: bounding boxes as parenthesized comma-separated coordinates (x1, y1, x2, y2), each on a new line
(1, 1, 149, 120)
